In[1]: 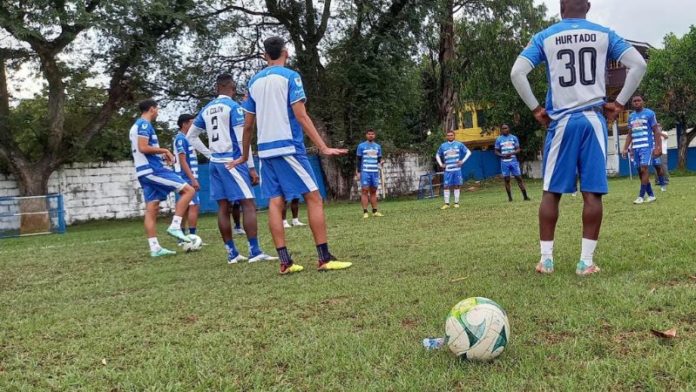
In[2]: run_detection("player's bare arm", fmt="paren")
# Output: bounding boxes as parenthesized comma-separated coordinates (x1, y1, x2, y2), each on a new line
(138, 137, 174, 164)
(227, 113, 256, 169)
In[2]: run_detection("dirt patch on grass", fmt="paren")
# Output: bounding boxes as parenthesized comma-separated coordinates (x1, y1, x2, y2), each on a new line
(539, 330, 575, 344)
(181, 315, 198, 324)
(400, 318, 419, 329)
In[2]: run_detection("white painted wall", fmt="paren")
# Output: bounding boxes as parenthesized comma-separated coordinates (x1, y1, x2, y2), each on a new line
(350, 153, 432, 199)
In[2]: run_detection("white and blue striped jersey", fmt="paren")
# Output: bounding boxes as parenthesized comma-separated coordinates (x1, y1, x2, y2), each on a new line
(129, 118, 165, 177)
(356, 141, 382, 173)
(242, 66, 307, 158)
(628, 108, 657, 150)
(519, 18, 633, 120)
(437, 141, 469, 172)
(495, 134, 520, 162)
(190, 95, 245, 163)
(173, 132, 198, 180)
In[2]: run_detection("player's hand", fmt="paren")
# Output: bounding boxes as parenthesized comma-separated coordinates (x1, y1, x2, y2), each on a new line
(191, 179, 200, 191)
(603, 102, 624, 124)
(163, 150, 175, 165)
(354, 171, 360, 181)
(319, 146, 348, 156)
(225, 157, 245, 170)
(456, 161, 464, 167)
(653, 147, 662, 158)
(532, 106, 551, 128)
(621, 150, 628, 159)
(249, 168, 260, 185)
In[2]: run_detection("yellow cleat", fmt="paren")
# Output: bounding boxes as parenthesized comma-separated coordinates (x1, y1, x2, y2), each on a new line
(280, 264, 304, 275)
(453, 203, 460, 208)
(318, 260, 353, 271)
(373, 211, 384, 217)
(363, 212, 370, 219)
(440, 204, 450, 210)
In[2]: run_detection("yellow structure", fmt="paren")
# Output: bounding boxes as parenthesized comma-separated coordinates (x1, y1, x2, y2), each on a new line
(451, 102, 499, 149)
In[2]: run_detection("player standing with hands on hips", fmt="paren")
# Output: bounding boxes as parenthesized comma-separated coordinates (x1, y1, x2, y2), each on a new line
(495, 124, 531, 202)
(510, 0, 647, 275)
(229, 36, 352, 274)
(436, 130, 472, 209)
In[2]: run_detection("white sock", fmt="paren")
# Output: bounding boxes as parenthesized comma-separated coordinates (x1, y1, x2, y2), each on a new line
(444, 190, 450, 204)
(581, 238, 597, 266)
(170, 215, 182, 230)
(540, 240, 554, 261)
(148, 237, 161, 252)
(454, 189, 460, 203)
(292, 218, 301, 225)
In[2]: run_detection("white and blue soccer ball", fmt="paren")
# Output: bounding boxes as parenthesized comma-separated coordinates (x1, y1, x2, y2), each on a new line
(181, 234, 203, 252)
(445, 297, 510, 361)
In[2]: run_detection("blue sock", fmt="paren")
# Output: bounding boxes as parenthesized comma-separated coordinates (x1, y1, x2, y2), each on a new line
(316, 243, 331, 263)
(225, 240, 238, 257)
(646, 183, 654, 197)
(189, 227, 197, 235)
(234, 223, 242, 230)
(639, 184, 646, 197)
(658, 176, 665, 186)
(248, 237, 261, 256)
(277, 247, 292, 266)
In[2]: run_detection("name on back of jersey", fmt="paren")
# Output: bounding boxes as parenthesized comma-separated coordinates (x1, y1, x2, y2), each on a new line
(555, 33, 597, 46)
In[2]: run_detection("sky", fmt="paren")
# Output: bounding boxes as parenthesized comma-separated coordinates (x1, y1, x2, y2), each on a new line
(535, 0, 695, 47)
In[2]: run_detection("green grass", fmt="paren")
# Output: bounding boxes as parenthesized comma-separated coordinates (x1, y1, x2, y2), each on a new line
(1, 177, 695, 391)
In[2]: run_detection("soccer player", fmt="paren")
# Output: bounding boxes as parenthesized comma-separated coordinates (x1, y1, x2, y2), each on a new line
(187, 74, 276, 264)
(356, 128, 384, 218)
(495, 124, 531, 202)
(622, 95, 662, 204)
(128, 99, 196, 257)
(231, 36, 352, 274)
(435, 130, 471, 209)
(510, 0, 647, 275)
(173, 113, 208, 239)
(282, 197, 306, 228)
(654, 125, 669, 191)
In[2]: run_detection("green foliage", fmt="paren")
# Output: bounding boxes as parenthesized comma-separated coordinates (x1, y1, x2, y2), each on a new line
(643, 26, 696, 130)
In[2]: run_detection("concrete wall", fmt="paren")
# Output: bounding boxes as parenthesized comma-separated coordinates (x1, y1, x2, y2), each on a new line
(0, 161, 174, 224)
(350, 153, 432, 199)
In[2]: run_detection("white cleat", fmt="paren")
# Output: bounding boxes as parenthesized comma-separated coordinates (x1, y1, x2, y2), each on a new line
(292, 220, 306, 227)
(660, 186, 667, 192)
(646, 196, 656, 203)
(633, 197, 644, 204)
(233, 227, 246, 235)
(228, 253, 249, 264)
(248, 253, 279, 263)
(283, 220, 292, 229)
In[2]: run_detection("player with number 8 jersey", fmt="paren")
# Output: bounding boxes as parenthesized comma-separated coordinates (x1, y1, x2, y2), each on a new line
(510, 0, 647, 276)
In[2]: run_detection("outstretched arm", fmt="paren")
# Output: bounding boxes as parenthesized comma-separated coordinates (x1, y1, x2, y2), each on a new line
(291, 101, 347, 156)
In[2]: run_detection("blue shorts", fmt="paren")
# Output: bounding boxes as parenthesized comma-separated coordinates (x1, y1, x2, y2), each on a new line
(138, 170, 188, 203)
(360, 171, 380, 188)
(542, 110, 608, 194)
(260, 154, 319, 200)
(501, 160, 521, 177)
(175, 179, 200, 205)
(210, 162, 255, 203)
(444, 170, 463, 187)
(633, 148, 653, 167)
(652, 157, 662, 166)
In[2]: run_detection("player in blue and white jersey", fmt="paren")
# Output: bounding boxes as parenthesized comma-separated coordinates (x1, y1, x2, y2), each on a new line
(622, 95, 662, 204)
(435, 130, 472, 209)
(230, 36, 352, 274)
(173, 113, 207, 240)
(510, 0, 647, 276)
(494, 124, 530, 202)
(187, 74, 276, 265)
(356, 128, 384, 218)
(128, 99, 196, 257)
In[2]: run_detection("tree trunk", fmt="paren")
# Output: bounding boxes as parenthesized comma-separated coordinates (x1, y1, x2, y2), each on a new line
(313, 118, 352, 199)
(677, 126, 696, 170)
(437, 0, 456, 133)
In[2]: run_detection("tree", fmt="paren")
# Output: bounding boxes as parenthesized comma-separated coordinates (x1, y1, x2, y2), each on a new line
(643, 26, 696, 170)
(0, 0, 208, 195)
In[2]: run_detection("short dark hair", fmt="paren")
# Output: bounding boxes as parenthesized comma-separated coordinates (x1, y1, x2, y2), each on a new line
(632, 94, 644, 100)
(264, 36, 286, 60)
(501, 124, 510, 129)
(138, 99, 158, 113)
(216, 73, 236, 89)
(177, 114, 195, 128)
(446, 130, 455, 135)
(366, 128, 375, 134)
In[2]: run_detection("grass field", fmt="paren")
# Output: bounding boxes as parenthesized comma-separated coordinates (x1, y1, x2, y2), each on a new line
(1, 176, 695, 391)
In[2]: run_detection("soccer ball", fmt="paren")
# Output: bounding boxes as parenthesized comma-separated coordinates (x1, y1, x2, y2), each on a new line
(181, 234, 203, 252)
(444, 297, 510, 361)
